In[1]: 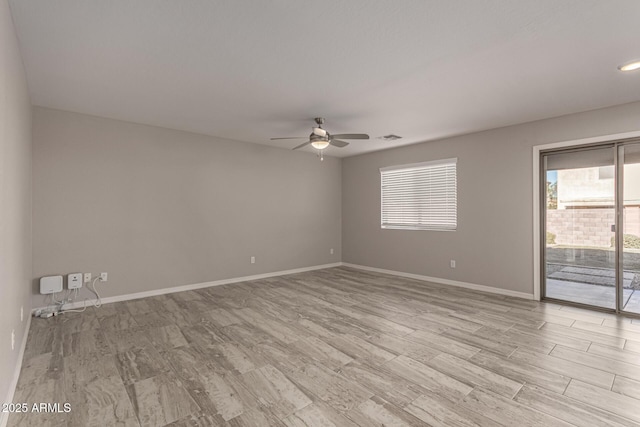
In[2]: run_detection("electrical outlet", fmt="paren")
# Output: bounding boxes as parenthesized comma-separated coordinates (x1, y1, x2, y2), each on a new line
(250, 256, 256, 264)
(450, 260, 456, 268)
(100, 272, 108, 282)
(84, 273, 92, 283)
(11, 330, 15, 351)
(21, 306, 23, 322)
(330, 248, 334, 255)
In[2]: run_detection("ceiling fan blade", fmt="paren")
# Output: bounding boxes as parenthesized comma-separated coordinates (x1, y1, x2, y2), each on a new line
(331, 133, 369, 140)
(292, 141, 311, 150)
(330, 139, 349, 148)
(313, 127, 327, 137)
(270, 137, 308, 140)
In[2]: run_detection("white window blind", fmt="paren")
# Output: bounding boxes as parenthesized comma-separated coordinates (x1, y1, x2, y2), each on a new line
(380, 158, 457, 231)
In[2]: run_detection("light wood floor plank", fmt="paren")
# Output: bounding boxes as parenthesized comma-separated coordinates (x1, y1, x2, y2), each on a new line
(460, 388, 573, 427)
(469, 350, 570, 394)
(603, 318, 640, 332)
(345, 396, 429, 426)
(425, 353, 523, 398)
(625, 339, 640, 353)
(541, 322, 626, 348)
(572, 320, 640, 344)
(532, 305, 605, 325)
(565, 380, 640, 423)
(337, 360, 423, 408)
(405, 393, 499, 427)
(505, 307, 576, 327)
(240, 365, 312, 419)
(282, 403, 354, 427)
(509, 347, 615, 390)
(381, 355, 473, 402)
(404, 331, 480, 359)
(588, 342, 640, 366)
(441, 328, 517, 357)
(550, 345, 640, 382)
(509, 323, 592, 351)
(126, 373, 200, 427)
(514, 384, 638, 427)
(612, 376, 640, 401)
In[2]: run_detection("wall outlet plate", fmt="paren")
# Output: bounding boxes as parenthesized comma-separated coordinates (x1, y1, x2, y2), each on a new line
(68, 273, 83, 289)
(100, 272, 108, 282)
(40, 275, 63, 294)
(84, 272, 92, 283)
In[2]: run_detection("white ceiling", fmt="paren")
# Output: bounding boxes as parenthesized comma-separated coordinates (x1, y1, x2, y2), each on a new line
(8, 0, 640, 157)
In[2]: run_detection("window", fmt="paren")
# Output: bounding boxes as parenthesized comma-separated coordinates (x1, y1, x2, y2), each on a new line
(380, 158, 457, 231)
(598, 165, 614, 180)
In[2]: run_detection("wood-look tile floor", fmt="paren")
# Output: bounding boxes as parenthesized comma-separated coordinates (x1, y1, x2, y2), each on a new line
(9, 267, 640, 426)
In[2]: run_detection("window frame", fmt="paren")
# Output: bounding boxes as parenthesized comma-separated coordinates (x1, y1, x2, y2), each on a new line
(380, 158, 458, 232)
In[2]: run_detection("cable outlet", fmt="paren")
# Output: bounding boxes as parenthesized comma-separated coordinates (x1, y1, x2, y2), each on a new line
(11, 330, 15, 351)
(84, 273, 92, 283)
(330, 248, 334, 255)
(250, 256, 256, 264)
(450, 260, 456, 268)
(100, 272, 108, 282)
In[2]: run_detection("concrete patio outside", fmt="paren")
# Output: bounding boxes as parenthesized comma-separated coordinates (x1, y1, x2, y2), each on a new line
(546, 247, 640, 313)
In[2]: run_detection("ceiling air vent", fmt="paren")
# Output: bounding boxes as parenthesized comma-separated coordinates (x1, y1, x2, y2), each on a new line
(379, 134, 402, 141)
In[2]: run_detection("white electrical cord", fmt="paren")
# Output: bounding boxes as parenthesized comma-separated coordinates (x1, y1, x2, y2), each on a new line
(60, 288, 87, 313)
(88, 276, 103, 308)
(60, 301, 87, 313)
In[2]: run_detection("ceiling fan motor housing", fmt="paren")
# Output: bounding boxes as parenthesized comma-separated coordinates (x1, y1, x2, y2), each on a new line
(310, 133, 329, 143)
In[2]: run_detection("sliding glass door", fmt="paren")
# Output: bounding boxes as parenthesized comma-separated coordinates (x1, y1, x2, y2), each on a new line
(542, 140, 640, 315)
(620, 143, 640, 315)
(543, 146, 617, 309)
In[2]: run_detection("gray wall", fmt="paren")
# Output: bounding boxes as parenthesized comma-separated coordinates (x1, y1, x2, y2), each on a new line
(342, 101, 640, 295)
(32, 108, 341, 307)
(0, 0, 32, 415)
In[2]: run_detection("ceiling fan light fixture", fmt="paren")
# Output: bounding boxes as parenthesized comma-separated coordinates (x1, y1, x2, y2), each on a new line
(619, 60, 640, 72)
(311, 140, 330, 150)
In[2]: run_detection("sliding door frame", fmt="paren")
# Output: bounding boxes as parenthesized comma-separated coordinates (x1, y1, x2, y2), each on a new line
(532, 131, 640, 300)
(535, 136, 640, 317)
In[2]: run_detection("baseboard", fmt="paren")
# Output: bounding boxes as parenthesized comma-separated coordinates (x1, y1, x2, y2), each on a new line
(0, 315, 31, 427)
(33, 262, 343, 312)
(32, 260, 533, 312)
(341, 263, 534, 300)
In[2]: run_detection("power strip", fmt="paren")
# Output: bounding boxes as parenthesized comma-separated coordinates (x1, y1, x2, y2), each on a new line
(33, 307, 61, 318)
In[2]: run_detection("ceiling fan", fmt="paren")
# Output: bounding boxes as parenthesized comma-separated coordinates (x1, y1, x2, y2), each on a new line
(271, 118, 369, 156)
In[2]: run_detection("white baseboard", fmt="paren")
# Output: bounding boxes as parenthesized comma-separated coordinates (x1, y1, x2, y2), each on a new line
(342, 263, 534, 300)
(34, 262, 343, 312)
(1, 315, 32, 427)
(32, 260, 533, 312)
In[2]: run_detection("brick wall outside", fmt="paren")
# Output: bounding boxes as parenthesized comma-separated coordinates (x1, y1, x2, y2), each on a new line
(626, 207, 640, 237)
(547, 207, 640, 247)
